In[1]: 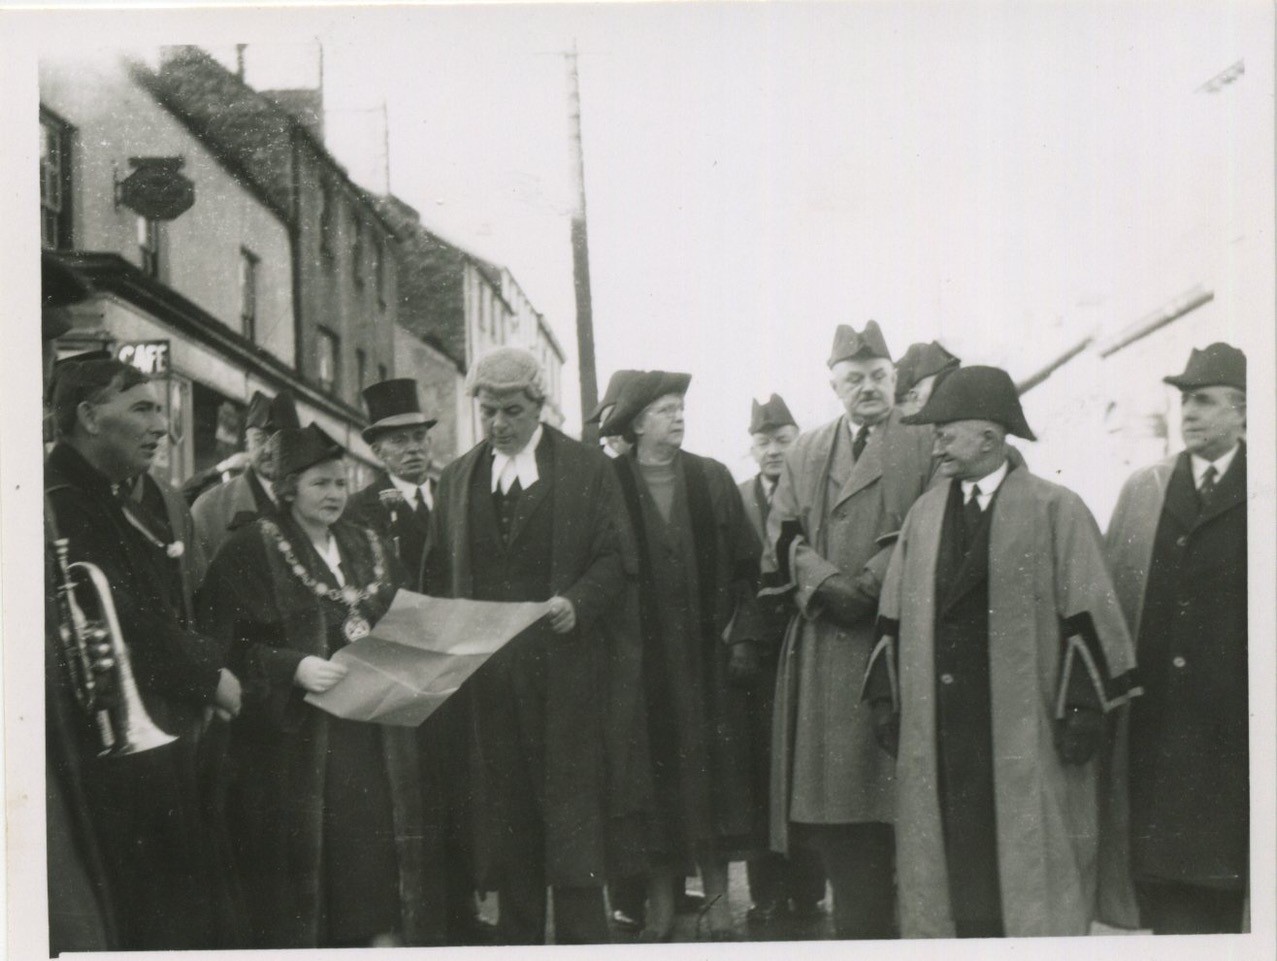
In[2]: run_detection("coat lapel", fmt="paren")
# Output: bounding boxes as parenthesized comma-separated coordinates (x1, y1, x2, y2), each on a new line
(1194, 444, 1246, 530)
(507, 433, 554, 547)
(833, 420, 885, 510)
(1161, 453, 1199, 533)
(753, 475, 771, 530)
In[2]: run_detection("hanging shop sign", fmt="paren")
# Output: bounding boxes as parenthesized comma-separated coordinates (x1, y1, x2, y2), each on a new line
(116, 157, 195, 221)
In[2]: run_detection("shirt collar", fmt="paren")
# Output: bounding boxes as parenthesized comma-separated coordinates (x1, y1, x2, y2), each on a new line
(961, 458, 1009, 506)
(388, 471, 433, 511)
(491, 424, 544, 493)
(1190, 444, 1239, 487)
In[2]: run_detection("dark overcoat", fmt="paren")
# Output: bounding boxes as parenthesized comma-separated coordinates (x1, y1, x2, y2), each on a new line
(424, 426, 650, 888)
(346, 470, 434, 580)
(198, 516, 442, 947)
(190, 467, 275, 561)
(1105, 447, 1248, 903)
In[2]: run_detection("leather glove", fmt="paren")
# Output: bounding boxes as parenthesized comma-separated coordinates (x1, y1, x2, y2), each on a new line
(870, 699, 899, 758)
(1054, 706, 1103, 765)
(816, 572, 876, 628)
(727, 641, 761, 686)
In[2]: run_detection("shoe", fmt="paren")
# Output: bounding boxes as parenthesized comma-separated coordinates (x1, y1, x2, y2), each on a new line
(789, 900, 825, 920)
(611, 909, 644, 934)
(676, 890, 706, 914)
(747, 900, 783, 924)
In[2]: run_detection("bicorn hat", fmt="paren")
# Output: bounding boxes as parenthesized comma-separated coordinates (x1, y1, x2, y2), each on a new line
(1162, 343, 1246, 392)
(588, 369, 642, 424)
(902, 365, 1036, 440)
(749, 393, 798, 434)
(245, 389, 301, 433)
(598, 370, 692, 439)
(361, 378, 437, 443)
(274, 423, 344, 479)
(827, 320, 892, 368)
(895, 341, 960, 400)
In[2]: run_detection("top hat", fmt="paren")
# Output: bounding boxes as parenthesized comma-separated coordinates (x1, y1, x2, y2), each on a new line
(895, 341, 960, 400)
(362, 378, 437, 443)
(828, 320, 892, 367)
(588, 369, 642, 424)
(749, 393, 798, 434)
(245, 390, 301, 433)
(599, 370, 692, 439)
(1162, 343, 1246, 392)
(902, 365, 1036, 440)
(275, 423, 344, 480)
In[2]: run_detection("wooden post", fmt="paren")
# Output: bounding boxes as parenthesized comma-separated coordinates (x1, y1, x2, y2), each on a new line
(566, 43, 599, 443)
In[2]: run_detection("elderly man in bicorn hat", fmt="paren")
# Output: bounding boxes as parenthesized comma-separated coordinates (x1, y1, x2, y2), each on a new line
(1102, 343, 1249, 935)
(191, 389, 300, 560)
(863, 365, 1139, 938)
(762, 320, 935, 939)
(736, 395, 827, 925)
(422, 347, 647, 945)
(895, 340, 961, 417)
(600, 371, 766, 941)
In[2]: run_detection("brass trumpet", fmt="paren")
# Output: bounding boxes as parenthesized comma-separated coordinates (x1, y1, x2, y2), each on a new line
(53, 537, 176, 757)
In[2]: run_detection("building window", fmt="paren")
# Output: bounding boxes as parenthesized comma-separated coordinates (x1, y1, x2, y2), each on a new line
(40, 110, 72, 250)
(239, 247, 259, 341)
(352, 218, 365, 287)
(378, 363, 388, 382)
(137, 216, 163, 278)
(374, 233, 386, 310)
(319, 178, 334, 260)
(356, 348, 367, 392)
(317, 327, 340, 394)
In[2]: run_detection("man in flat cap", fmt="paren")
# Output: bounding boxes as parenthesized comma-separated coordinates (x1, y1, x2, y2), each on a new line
(45, 357, 243, 949)
(863, 366, 1139, 938)
(895, 340, 960, 417)
(736, 394, 825, 924)
(763, 320, 935, 939)
(191, 389, 300, 560)
(1103, 343, 1248, 934)
(423, 347, 646, 944)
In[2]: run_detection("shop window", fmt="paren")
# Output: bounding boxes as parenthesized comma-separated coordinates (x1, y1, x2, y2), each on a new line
(239, 247, 259, 341)
(317, 327, 340, 394)
(138, 216, 163, 278)
(40, 110, 73, 250)
(378, 363, 388, 383)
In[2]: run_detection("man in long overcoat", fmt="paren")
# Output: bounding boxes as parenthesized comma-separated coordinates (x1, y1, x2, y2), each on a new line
(423, 347, 648, 945)
(764, 320, 935, 938)
(45, 358, 244, 950)
(191, 389, 298, 560)
(864, 366, 1139, 938)
(1104, 343, 1248, 934)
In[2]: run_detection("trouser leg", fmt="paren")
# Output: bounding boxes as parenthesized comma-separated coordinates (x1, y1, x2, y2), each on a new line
(792, 822, 895, 940)
(1137, 880, 1246, 934)
(551, 885, 610, 944)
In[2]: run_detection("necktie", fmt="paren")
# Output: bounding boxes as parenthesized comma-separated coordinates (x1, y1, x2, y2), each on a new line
(1198, 465, 1218, 509)
(852, 425, 869, 461)
(412, 486, 426, 516)
(963, 484, 984, 536)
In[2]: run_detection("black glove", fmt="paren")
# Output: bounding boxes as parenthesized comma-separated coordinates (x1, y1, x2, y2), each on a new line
(727, 641, 761, 687)
(870, 699, 899, 758)
(1054, 706, 1103, 765)
(816, 573, 876, 628)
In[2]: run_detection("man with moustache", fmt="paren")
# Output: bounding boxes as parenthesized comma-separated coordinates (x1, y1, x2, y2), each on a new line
(191, 389, 299, 559)
(1103, 344, 1249, 934)
(764, 321, 935, 939)
(45, 358, 243, 950)
(423, 347, 646, 945)
(736, 394, 826, 923)
(864, 366, 1139, 938)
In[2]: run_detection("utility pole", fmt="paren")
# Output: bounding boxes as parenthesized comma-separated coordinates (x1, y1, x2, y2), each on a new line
(566, 42, 599, 443)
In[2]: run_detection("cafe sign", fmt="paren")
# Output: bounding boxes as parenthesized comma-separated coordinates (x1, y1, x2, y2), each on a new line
(117, 339, 171, 376)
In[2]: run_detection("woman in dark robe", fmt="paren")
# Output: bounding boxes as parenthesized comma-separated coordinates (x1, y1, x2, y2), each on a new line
(198, 424, 436, 948)
(599, 371, 766, 941)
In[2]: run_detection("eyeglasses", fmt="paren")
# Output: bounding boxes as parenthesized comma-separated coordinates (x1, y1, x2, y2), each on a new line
(646, 401, 685, 418)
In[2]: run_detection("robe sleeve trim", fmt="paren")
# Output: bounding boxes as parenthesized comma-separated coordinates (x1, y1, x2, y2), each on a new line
(775, 518, 803, 585)
(1055, 612, 1143, 718)
(758, 569, 794, 599)
(861, 615, 900, 711)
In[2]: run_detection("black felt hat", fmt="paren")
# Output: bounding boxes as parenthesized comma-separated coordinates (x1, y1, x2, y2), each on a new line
(245, 390, 301, 433)
(598, 370, 692, 439)
(902, 365, 1036, 440)
(895, 341, 960, 400)
(749, 393, 797, 434)
(1162, 343, 1246, 392)
(275, 423, 344, 479)
(588, 369, 642, 425)
(361, 378, 436, 443)
(827, 320, 892, 367)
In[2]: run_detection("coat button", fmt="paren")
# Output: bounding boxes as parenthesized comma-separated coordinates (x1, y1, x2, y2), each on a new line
(1178, 599, 1191, 609)
(1176, 535, 1189, 548)
(939, 673, 955, 685)
(1172, 656, 1187, 669)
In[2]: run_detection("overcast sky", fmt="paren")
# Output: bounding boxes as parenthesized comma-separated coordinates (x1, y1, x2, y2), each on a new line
(182, 3, 1269, 474)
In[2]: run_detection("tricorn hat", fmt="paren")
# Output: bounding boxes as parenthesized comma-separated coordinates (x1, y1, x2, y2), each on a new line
(275, 423, 344, 480)
(895, 341, 960, 400)
(599, 370, 692, 439)
(245, 390, 301, 433)
(362, 378, 437, 443)
(1162, 343, 1246, 392)
(828, 320, 892, 368)
(902, 365, 1036, 440)
(588, 369, 642, 424)
(749, 393, 798, 434)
